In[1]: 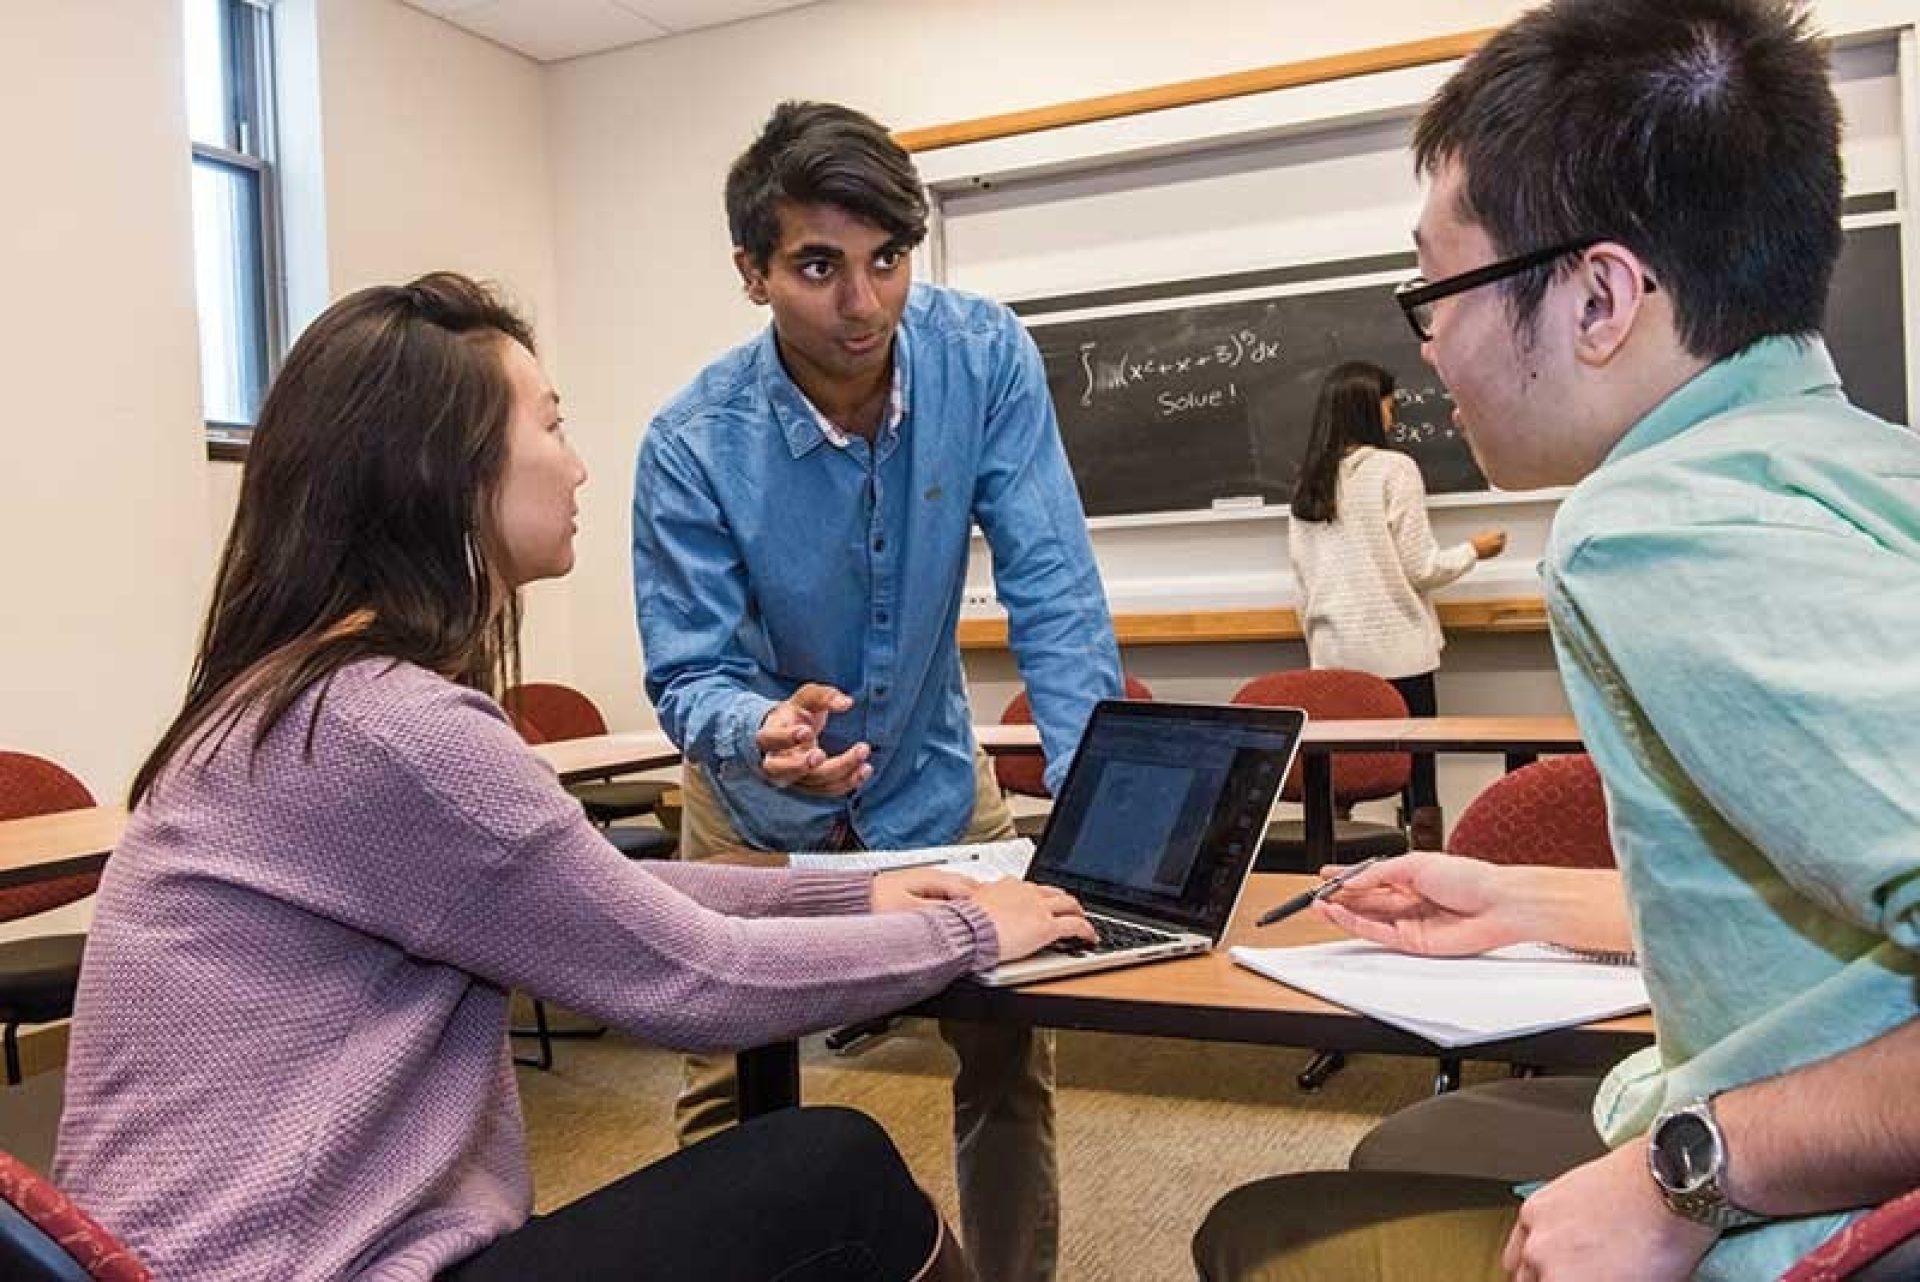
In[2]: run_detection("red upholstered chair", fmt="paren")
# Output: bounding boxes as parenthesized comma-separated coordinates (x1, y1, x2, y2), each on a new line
(1781, 1188, 1920, 1281)
(501, 684, 674, 833)
(0, 753, 98, 1085)
(993, 677, 1154, 839)
(1447, 753, 1614, 871)
(1401, 754, 1615, 1092)
(0, 1148, 149, 1280)
(1230, 670, 1412, 874)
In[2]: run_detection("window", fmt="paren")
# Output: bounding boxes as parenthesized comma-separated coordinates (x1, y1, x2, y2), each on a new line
(186, 0, 282, 455)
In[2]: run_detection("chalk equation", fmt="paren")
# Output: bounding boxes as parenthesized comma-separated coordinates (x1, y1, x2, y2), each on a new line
(1074, 326, 1285, 416)
(1387, 385, 1461, 444)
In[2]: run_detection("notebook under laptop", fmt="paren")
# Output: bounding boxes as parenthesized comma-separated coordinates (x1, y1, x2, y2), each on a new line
(975, 699, 1307, 987)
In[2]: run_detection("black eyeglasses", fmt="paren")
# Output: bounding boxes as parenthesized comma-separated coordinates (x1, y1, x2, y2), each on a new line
(1394, 238, 1601, 342)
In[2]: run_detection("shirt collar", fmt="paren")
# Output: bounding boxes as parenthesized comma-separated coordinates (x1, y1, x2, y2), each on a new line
(1600, 334, 1844, 470)
(758, 324, 912, 458)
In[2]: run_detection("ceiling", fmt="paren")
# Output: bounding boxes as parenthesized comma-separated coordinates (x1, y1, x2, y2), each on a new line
(398, 0, 821, 62)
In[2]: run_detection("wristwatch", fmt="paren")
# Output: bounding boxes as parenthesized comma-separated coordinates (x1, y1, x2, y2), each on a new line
(1647, 1095, 1767, 1230)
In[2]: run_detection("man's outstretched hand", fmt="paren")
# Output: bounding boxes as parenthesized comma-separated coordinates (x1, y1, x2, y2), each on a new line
(757, 683, 873, 796)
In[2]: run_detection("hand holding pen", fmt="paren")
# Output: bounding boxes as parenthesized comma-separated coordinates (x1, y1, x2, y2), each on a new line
(1254, 856, 1387, 928)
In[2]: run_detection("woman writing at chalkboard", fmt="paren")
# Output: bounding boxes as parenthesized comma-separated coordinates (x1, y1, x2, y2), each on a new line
(1288, 360, 1504, 850)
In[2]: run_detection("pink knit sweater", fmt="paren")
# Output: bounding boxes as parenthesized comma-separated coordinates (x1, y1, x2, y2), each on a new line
(55, 660, 997, 1280)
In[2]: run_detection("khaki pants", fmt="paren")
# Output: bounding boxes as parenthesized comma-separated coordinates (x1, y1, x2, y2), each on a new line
(1190, 1077, 1599, 1281)
(676, 750, 1058, 1282)
(1196, 1077, 1920, 1282)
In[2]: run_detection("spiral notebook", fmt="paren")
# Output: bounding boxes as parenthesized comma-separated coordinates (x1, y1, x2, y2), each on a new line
(1229, 940, 1648, 1049)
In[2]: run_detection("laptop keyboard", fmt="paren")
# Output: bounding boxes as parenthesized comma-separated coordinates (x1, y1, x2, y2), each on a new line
(1048, 914, 1179, 957)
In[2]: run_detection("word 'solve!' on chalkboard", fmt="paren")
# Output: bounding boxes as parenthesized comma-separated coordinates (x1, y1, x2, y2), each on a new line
(1029, 284, 1481, 519)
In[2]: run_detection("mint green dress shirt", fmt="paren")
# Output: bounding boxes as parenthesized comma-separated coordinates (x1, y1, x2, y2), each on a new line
(1541, 336, 1920, 1280)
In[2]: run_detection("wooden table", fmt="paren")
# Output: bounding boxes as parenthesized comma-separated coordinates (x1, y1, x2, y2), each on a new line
(0, 732, 683, 890)
(0, 806, 124, 890)
(734, 872, 1652, 1118)
(1293, 717, 1583, 863)
(976, 716, 1586, 865)
(531, 731, 680, 784)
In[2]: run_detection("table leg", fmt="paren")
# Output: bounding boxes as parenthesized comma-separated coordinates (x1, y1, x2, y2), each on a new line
(1503, 751, 1539, 773)
(736, 1040, 800, 1119)
(1303, 753, 1335, 868)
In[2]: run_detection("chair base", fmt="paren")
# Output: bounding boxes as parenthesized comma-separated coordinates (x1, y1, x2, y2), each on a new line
(509, 999, 608, 1071)
(604, 825, 677, 860)
(825, 1016, 898, 1056)
(1296, 1050, 1346, 1092)
(1256, 820, 1409, 873)
(574, 778, 673, 826)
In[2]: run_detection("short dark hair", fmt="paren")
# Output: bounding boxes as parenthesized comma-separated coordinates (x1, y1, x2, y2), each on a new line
(1291, 361, 1394, 523)
(133, 272, 533, 805)
(1414, 0, 1841, 360)
(725, 101, 928, 269)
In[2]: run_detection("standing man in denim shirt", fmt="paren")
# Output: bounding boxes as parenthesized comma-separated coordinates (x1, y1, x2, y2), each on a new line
(633, 101, 1121, 1282)
(1194, 2, 1920, 1280)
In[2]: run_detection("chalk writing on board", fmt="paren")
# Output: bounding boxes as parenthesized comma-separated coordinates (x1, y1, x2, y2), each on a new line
(1386, 387, 1463, 446)
(1030, 287, 1486, 517)
(1073, 325, 1284, 420)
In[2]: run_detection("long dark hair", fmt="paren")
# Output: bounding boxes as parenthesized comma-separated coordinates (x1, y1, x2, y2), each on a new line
(1290, 361, 1394, 523)
(131, 272, 535, 805)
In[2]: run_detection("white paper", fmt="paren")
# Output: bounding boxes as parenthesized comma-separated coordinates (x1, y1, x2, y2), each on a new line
(1229, 940, 1649, 1049)
(789, 838, 1034, 882)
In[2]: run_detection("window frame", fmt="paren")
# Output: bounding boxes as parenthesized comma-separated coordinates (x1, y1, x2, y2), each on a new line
(190, 0, 284, 460)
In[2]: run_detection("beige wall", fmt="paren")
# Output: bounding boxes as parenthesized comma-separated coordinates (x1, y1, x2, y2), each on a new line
(0, 4, 211, 804)
(2, 3, 564, 941)
(206, 0, 576, 679)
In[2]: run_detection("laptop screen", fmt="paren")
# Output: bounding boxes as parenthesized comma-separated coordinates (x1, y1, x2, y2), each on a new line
(1028, 700, 1306, 934)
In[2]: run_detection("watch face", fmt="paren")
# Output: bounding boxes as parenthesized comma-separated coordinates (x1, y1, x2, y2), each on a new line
(1654, 1113, 1716, 1190)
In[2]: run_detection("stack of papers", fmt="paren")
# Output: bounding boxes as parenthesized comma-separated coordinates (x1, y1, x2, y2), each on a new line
(1230, 940, 1649, 1049)
(789, 838, 1034, 883)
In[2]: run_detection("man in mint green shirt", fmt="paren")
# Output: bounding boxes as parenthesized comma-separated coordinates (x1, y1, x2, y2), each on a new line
(1194, 2, 1920, 1280)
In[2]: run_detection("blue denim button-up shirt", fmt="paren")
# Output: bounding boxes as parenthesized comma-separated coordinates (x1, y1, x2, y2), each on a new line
(633, 283, 1121, 851)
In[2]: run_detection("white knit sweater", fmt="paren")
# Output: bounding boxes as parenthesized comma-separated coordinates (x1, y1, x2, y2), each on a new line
(1287, 446, 1478, 680)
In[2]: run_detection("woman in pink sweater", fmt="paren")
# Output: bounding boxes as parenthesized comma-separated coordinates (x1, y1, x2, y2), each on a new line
(55, 273, 1093, 1281)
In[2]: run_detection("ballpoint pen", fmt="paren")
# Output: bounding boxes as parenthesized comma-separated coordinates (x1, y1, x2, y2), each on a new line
(1253, 856, 1386, 928)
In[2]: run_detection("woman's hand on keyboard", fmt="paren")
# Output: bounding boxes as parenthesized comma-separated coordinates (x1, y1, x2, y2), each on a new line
(870, 869, 978, 912)
(965, 880, 1098, 961)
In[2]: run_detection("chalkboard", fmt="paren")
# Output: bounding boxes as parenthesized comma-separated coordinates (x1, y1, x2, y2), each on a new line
(1025, 221, 1907, 519)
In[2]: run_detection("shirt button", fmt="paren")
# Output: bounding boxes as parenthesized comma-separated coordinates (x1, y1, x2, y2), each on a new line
(876, 611, 890, 625)
(875, 685, 889, 699)
(873, 537, 886, 552)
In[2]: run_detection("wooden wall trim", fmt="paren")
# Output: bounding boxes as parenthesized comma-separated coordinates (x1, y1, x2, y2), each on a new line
(894, 29, 1494, 154)
(957, 597, 1547, 651)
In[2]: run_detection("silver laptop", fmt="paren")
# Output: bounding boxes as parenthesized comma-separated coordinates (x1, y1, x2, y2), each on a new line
(976, 699, 1307, 987)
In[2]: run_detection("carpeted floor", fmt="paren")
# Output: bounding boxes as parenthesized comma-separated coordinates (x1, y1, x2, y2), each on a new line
(516, 1021, 1499, 1281)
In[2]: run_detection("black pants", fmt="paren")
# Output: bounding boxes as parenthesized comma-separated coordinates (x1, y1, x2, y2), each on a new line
(1389, 671, 1439, 813)
(442, 1107, 938, 1282)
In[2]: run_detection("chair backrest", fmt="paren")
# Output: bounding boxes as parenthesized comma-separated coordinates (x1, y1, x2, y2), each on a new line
(1781, 1186, 1920, 1281)
(1229, 670, 1409, 806)
(501, 683, 607, 745)
(0, 1149, 150, 1281)
(993, 677, 1155, 800)
(1446, 754, 1614, 869)
(0, 753, 100, 922)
